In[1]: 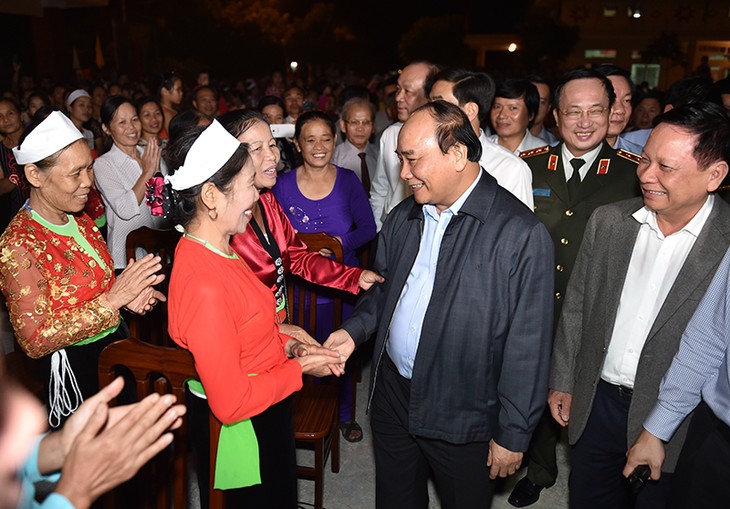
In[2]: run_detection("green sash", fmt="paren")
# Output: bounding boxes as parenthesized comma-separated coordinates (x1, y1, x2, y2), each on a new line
(186, 379, 261, 489)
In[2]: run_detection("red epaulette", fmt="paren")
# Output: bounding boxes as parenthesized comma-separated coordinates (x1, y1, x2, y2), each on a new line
(519, 145, 551, 159)
(616, 149, 641, 164)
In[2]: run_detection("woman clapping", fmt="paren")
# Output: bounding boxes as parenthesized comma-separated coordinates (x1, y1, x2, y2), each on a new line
(0, 111, 165, 428)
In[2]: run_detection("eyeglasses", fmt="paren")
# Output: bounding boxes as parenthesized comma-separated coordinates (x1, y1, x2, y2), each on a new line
(559, 107, 608, 120)
(345, 119, 373, 127)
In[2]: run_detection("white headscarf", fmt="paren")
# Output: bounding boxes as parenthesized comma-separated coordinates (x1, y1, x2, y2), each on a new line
(165, 120, 241, 191)
(12, 111, 84, 165)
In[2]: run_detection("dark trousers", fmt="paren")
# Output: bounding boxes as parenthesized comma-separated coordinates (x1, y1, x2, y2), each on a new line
(570, 380, 673, 509)
(523, 409, 561, 487)
(188, 392, 298, 509)
(370, 356, 495, 509)
(668, 401, 730, 509)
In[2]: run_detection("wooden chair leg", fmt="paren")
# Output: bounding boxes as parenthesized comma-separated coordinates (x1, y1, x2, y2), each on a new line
(314, 438, 325, 509)
(331, 419, 340, 474)
(210, 489, 225, 508)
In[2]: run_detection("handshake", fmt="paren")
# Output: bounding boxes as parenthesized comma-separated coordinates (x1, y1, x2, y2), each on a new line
(282, 325, 358, 378)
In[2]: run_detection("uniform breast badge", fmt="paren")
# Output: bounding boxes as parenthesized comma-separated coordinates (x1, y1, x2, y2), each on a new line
(597, 159, 610, 175)
(548, 154, 559, 171)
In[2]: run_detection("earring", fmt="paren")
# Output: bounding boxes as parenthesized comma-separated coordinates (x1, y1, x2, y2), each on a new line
(208, 207, 218, 220)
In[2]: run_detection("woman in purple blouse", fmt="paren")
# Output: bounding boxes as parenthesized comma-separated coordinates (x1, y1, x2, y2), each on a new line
(273, 110, 376, 442)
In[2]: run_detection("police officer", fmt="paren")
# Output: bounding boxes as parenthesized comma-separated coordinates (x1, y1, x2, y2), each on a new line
(510, 68, 641, 507)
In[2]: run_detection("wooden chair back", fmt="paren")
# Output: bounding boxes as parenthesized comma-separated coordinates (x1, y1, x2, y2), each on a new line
(124, 227, 181, 345)
(287, 232, 344, 509)
(97, 337, 224, 509)
(287, 232, 345, 335)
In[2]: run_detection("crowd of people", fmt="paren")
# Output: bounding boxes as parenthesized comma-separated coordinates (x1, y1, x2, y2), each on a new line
(1, 59, 730, 509)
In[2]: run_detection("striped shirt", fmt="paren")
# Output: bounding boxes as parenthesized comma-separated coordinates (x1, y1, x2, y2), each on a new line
(644, 245, 730, 440)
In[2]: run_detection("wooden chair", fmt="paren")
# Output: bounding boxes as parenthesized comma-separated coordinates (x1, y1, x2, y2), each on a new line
(298, 234, 367, 413)
(124, 227, 181, 346)
(97, 337, 225, 509)
(288, 232, 346, 509)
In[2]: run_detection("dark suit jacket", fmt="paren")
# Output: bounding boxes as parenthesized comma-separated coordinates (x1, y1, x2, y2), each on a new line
(550, 196, 730, 471)
(342, 170, 554, 450)
(525, 142, 641, 322)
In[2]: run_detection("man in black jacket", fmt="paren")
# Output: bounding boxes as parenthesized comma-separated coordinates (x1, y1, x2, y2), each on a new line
(325, 100, 554, 509)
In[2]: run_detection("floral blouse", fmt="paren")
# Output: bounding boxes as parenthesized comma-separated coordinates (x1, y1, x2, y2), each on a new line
(0, 208, 120, 359)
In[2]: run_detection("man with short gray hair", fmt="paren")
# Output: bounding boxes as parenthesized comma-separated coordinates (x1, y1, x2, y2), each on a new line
(369, 61, 439, 229)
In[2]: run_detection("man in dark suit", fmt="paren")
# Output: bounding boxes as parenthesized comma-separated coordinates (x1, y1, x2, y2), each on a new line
(324, 100, 554, 509)
(550, 103, 730, 508)
(510, 68, 642, 507)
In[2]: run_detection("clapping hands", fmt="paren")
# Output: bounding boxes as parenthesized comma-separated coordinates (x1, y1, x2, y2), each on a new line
(44, 377, 186, 509)
(106, 254, 166, 314)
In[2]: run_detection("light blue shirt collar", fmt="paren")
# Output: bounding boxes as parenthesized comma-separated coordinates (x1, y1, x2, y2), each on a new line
(422, 169, 482, 220)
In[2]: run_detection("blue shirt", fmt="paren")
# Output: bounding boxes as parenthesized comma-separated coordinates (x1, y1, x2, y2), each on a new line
(644, 246, 730, 441)
(386, 171, 482, 379)
(535, 125, 560, 146)
(19, 435, 75, 509)
(614, 135, 643, 155)
(622, 128, 652, 150)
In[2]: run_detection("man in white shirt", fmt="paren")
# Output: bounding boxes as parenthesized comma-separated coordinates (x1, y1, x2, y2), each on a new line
(549, 103, 730, 508)
(369, 61, 439, 229)
(429, 68, 534, 209)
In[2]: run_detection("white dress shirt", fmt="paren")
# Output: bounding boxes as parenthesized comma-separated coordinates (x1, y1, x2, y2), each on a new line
(369, 122, 406, 230)
(487, 130, 547, 156)
(601, 195, 714, 388)
(479, 130, 534, 209)
(93, 144, 169, 269)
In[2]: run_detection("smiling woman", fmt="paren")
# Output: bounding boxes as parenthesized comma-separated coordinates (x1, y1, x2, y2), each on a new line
(0, 98, 27, 233)
(220, 109, 380, 331)
(272, 110, 377, 441)
(135, 96, 167, 152)
(165, 120, 344, 507)
(93, 96, 169, 271)
(0, 111, 165, 429)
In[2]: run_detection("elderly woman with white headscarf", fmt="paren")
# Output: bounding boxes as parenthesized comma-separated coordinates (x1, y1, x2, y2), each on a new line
(166, 121, 343, 508)
(0, 111, 165, 429)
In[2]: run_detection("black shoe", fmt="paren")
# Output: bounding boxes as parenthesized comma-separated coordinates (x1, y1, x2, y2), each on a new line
(508, 477, 544, 507)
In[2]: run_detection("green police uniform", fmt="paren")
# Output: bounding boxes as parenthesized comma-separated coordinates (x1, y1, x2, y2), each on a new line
(523, 141, 641, 322)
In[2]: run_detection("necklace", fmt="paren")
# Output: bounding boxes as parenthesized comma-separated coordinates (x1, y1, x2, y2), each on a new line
(183, 232, 236, 259)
